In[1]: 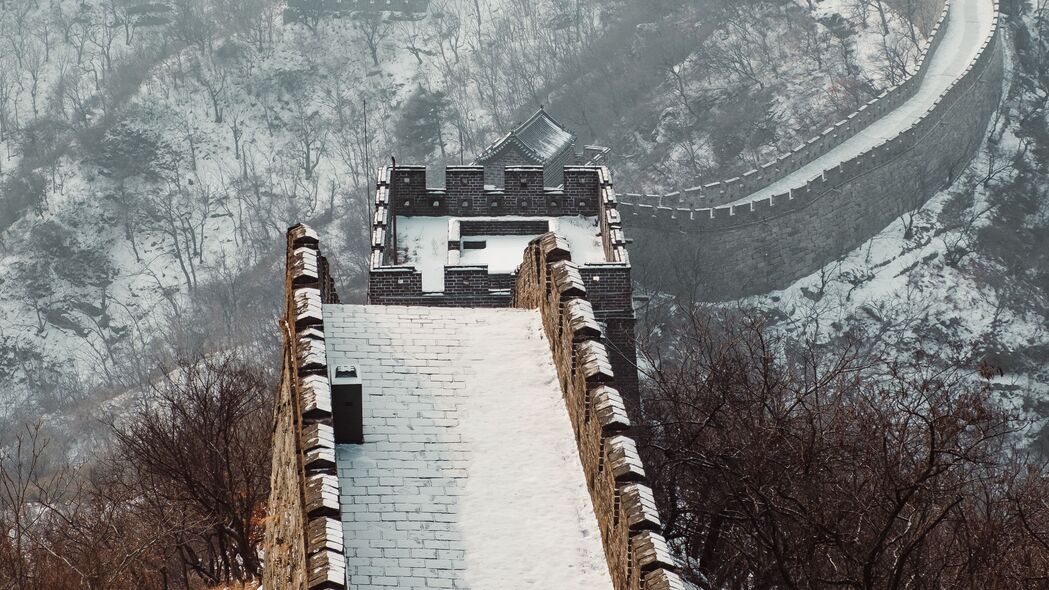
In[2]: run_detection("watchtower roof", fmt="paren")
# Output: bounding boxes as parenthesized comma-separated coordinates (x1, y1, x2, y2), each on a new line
(476, 108, 576, 164)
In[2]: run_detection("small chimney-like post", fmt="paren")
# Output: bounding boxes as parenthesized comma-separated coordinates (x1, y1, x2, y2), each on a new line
(332, 365, 364, 444)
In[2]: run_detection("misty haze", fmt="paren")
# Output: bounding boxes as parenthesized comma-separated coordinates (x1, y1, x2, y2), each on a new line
(0, 0, 1047, 588)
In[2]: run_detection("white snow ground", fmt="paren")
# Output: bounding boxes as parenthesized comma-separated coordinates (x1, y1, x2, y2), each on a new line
(732, 0, 995, 206)
(326, 305, 613, 589)
(748, 159, 1049, 441)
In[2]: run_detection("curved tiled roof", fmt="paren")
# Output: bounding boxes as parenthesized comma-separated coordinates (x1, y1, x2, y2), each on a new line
(477, 108, 576, 164)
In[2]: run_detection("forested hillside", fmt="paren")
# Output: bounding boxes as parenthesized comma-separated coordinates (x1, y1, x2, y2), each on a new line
(634, 2, 1049, 585)
(3, 0, 1047, 587)
(0, 0, 918, 436)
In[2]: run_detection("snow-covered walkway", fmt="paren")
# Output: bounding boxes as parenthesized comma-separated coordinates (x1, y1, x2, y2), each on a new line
(326, 305, 614, 589)
(732, 0, 995, 206)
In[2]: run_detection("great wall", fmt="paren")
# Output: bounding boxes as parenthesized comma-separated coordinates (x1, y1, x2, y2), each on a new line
(260, 1, 1008, 586)
(620, 0, 1004, 300)
(264, 185, 686, 588)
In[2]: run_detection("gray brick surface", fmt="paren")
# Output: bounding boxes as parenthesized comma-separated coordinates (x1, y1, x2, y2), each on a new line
(326, 305, 606, 589)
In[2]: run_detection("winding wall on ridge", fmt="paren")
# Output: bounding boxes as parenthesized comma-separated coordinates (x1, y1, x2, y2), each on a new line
(649, 0, 952, 209)
(621, 1, 1004, 301)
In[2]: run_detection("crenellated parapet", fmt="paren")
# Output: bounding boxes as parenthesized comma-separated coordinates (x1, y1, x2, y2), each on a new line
(262, 225, 346, 590)
(513, 233, 684, 590)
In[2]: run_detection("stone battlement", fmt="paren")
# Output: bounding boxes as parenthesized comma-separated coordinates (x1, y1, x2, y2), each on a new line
(512, 233, 685, 590)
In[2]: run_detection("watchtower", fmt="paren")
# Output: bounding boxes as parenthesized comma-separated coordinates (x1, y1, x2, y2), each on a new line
(368, 163, 640, 405)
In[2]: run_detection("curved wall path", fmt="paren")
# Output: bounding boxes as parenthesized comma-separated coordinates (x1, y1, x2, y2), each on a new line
(736, 0, 994, 206)
(621, 0, 1004, 301)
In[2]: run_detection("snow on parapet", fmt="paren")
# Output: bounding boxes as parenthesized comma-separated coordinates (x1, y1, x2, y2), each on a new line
(512, 232, 684, 590)
(283, 224, 347, 590)
(619, 0, 1002, 233)
(632, 1, 960, 209)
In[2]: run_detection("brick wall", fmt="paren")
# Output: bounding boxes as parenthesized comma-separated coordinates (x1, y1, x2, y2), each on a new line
(368, 293, 512, 308)
(388, 165, 599, 218)
(460, 219, 552, 236)
(262, 348, 309, 590)
(262, 225, 346, 590)
(446, 165, 487, 210)
(512, 233, 684, 590)
(580, 265, 633, 311)
(368, 267, 423, 300)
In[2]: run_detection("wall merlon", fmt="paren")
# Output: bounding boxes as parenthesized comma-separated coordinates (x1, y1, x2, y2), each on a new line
(306, 518, 343, 556)
(632, 531, 677, 573)
(593, 385, 631, 434)
(291, 225, 320, 249)
(644, 569, 688, 590)
(606, 435, 645, 482)
(822, 164, 843, 184)
(300, 374, 332, 421)
(621, 483, 661, 532)
(751, 197, 773, 215)
(306, 549, 345, 590)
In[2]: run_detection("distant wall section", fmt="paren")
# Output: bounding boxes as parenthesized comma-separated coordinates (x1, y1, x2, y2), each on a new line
(633, 1, 953, 210)
(622, 6, 1004, 300)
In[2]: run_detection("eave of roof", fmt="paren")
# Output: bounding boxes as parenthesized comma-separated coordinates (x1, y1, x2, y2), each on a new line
(476, 108, 576, 164)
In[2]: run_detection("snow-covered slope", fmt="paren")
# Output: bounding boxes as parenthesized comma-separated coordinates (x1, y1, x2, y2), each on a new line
(745, 91, 1049, 451)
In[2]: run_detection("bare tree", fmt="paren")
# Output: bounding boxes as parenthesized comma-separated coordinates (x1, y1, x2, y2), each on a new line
(355, 13, 391, 68)
(109, 352, 273, 586)
(291, 98, 328, 181)
(640, 308, 1049, 589)
(0, 424, 177, 590)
